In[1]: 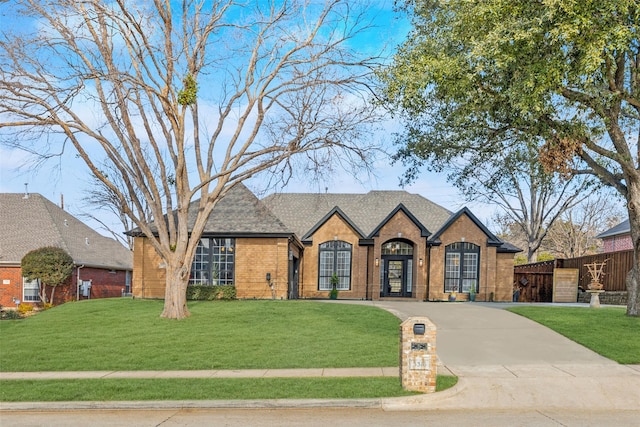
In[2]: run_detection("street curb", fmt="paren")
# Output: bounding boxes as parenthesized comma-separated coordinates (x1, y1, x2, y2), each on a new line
(0, 398, 384, 411)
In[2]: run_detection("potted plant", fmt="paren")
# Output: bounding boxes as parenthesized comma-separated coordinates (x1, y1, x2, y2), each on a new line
(469, 286, 476, 302)
(448, 291, 457, 302)
(329, 273, 339, 299)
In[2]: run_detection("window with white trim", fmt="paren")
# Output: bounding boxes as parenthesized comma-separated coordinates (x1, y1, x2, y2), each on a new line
(23, 278, 41, 302)
(318, 240, 351, 290)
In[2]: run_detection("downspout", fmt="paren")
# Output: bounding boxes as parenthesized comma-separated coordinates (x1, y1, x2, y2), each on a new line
(425, 244, 431, 302)
(76, 265, 84, 301)
(365, 245, 369, 301)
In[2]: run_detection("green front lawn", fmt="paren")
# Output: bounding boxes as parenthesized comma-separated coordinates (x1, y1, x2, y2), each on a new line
(0, 299, 400, 371)
(0, 299, 460, 401)
(507, 306, 640, 364)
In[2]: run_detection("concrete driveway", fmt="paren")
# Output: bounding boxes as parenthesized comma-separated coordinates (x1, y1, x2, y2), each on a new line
(333, 300, 640, 411)
(363, 301, 614, 366)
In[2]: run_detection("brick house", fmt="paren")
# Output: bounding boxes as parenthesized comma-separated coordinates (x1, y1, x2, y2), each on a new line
(0, 193, 133, 307)
(130, 184, 519, 302)
(128, 183, 301, 300)
(597, 219, 633, 253)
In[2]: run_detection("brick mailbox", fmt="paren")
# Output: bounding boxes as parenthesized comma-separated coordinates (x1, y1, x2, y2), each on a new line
(400, 316, 437, 393)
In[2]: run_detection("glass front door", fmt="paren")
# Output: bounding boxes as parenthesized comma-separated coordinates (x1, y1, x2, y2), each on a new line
(381, 257, 413, 297)
(388, 260, 403, 295)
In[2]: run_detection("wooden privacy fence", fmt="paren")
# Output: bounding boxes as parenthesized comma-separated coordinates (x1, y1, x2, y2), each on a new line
(514, 250, 632, 302)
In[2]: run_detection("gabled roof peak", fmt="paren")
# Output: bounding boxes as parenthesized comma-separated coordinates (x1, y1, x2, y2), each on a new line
(368, 203, 431, 238)
(302, 206, 365, 241)
(429, 207, 502, 246)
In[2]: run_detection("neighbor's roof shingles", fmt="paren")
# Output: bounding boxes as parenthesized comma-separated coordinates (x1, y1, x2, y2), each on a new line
(596, 219, 630, 239)
(0, 193, 132, 269)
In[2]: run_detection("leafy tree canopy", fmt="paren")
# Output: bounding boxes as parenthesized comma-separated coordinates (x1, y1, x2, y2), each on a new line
(21, 246, 74, 305)
(21, 246, 74, 286)
(379, 0, 639, 315)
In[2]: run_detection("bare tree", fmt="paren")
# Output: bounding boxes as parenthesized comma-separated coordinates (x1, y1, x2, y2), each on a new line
(447, 144, 592, 262)
(543, 193, 625, 259)
(0, 0, 382, 319)
(81, 162, 154, 250)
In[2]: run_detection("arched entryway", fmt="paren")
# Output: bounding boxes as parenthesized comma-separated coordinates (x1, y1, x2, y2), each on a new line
(380, 239, 414, 297)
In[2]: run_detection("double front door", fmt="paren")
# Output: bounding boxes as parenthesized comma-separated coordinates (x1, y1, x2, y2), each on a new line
(381, 257, 413, 297)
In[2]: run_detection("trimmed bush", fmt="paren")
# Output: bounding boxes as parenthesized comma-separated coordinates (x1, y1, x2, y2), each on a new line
(186, 285, 237, 301)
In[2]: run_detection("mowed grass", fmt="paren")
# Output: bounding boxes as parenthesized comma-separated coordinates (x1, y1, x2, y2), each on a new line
(507, 306, 640, 364)
(0, 299, 460, 401)
(0, 376, 458, 401)
(0, 377, 419, 401)
(0, 299, 400, 371)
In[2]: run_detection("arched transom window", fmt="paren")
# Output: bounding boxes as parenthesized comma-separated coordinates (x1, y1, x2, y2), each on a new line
(382, 241, 414, 255)
(318, 240, 352, 291)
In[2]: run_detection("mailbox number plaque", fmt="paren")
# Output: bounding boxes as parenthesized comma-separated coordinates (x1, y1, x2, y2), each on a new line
(411, 342, 428, 351)
(408, 354, 431, 371)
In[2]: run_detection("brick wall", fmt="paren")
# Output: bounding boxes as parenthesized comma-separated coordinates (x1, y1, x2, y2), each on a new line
(0, 266, 24, 307)
(602, 235, 633, 253)
(132, 236, 293, 300)
(74, 266, 129, 301)
(235, 237, 290, 299)
(0, 265, 129, 307)
(495, 252, 515, 301)
(371, 210, 428, 301)
(132, 237, 166, 298)
(299, 214, 367, 299)
(428, 214, 513, 302)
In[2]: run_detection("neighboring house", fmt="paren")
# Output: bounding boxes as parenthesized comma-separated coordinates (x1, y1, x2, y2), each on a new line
(597, 219, 632, 253)
(0, 193, 133, 307)
(130, 184, 520, 302)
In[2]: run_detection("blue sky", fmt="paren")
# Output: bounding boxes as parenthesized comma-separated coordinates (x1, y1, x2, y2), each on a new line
(0, 1, 499, 239)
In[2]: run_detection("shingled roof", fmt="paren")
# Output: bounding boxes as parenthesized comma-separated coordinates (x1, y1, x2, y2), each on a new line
(261, 190, 453, 239)
(0, 193, 132, 270)
(127, 183, 292, 236)
(596, 219, 630, 239)
(262, 190, 521, 253)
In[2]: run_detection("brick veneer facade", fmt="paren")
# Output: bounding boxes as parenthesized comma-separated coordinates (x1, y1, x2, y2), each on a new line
(370, 210, 428, 301)
(130, 201, 516, 302)
(0, 265, 129, 307)
(132, 236, 294, 300)
(296, 209, 514, 302)
(427, 214, 513, 302)
(299, 214, 368, 299)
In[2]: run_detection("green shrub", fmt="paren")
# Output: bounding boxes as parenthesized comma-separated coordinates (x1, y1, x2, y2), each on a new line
(220, 286, 236, 301)
(186, 285, 236, 301)
(0, 308, 22, 320)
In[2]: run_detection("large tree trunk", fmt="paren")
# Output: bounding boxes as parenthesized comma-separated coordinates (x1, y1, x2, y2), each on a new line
(625, 183, 640, 317)
(161, 262, 191, 319)
(625, 267, 639, 317)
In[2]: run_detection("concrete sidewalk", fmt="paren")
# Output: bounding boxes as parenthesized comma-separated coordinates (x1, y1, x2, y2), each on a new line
(0, 367, 400, 380)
